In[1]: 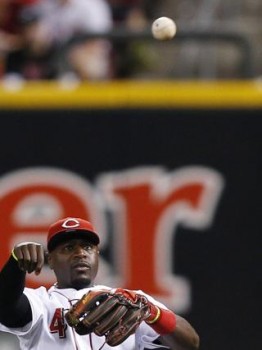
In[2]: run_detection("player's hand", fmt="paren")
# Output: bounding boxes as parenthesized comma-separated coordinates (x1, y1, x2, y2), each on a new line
(13, 242, 45, 275)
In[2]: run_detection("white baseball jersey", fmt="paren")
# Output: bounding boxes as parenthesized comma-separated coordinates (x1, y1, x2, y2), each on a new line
(0, 285, 165, 350)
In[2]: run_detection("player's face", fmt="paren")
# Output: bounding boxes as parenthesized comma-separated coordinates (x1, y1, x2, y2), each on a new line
(48, 238, 99, 289)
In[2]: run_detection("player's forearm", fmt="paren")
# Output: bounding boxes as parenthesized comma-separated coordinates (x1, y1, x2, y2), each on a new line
(160, 315, 200, 350)
(145, 302, 199, 350)
(0, 255, 26, 303)
(0, 255, 32, 327)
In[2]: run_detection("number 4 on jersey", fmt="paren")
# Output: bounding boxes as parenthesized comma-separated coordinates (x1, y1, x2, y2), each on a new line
(50, 308, 67, 338)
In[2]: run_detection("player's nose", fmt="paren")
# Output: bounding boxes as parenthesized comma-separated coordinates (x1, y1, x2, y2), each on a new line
(73, 245, 87, 257)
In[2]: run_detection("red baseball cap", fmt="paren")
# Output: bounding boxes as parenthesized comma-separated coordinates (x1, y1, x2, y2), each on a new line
(47, 217, 100, 251)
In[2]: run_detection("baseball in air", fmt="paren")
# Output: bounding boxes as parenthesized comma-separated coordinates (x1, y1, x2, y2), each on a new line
(151, 17, 177, 40)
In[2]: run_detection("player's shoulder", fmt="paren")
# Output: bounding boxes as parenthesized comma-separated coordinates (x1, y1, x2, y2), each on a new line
(24, 286, 49, 299)
(24, 286, 48, 293)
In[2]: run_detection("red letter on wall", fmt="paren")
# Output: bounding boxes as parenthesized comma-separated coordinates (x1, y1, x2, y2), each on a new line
(99, 166, 224, 311)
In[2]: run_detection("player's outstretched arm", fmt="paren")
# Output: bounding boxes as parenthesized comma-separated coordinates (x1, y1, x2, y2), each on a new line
(159, 314, 200, 350)
(142, 291, 199, 350)
(0, 242, 45, 327)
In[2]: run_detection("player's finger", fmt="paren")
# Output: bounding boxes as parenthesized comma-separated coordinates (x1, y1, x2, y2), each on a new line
(34, 244, 45, 275)
(27, 243, 42, 273)
(14, 244, 29, 272)
(19, 244, 36, 273)
(13, 244, 25, 261)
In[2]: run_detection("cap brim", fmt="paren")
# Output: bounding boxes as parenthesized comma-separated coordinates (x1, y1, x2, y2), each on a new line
(48, 229, 99, 252)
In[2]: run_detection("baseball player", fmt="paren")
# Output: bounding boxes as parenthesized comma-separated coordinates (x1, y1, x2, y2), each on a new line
(0, 217, 199, 349)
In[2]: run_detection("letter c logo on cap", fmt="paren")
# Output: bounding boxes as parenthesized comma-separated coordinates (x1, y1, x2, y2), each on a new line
(62, 218, 80, 229)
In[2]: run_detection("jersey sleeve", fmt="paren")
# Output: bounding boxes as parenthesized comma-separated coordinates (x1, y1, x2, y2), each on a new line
(135, 322, 168, 350)
(134, 290, 171, 349)
(0, 287, 48, 336)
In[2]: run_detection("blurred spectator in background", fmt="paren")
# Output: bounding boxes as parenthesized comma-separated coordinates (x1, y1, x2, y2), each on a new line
(108, 0, 162, 29)
(1, 0, 56, 80)
(0, 0, 38, 78)
(0, 0, 164, 80)
(107, 0, 162, 78)
(1, 0, 113, 81)
(109, 0, 147, 31)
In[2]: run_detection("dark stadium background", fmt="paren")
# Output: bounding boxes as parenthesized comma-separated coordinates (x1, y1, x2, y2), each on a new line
(0, 93, 261, 350)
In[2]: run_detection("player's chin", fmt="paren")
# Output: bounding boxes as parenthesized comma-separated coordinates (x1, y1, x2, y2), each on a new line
(71, 275, 92, 289)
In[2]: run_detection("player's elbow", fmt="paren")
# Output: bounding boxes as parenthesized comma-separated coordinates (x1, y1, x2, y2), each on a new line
(192, 332, 200, 349)
(160, 329, 200, 350)
(186, 326, 200, 349)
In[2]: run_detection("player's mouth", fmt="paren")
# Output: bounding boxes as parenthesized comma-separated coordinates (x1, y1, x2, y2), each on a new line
(72, 262, 90, 271)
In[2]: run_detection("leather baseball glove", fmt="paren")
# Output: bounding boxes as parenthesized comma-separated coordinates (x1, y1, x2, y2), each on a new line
(65, 288, 151, 346)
